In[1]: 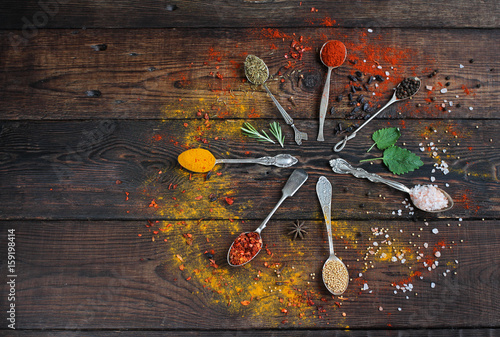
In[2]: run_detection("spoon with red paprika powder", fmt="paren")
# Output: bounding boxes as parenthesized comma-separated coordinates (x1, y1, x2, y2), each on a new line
(317, 40, 347, 142)
(227, 169, 308, 267)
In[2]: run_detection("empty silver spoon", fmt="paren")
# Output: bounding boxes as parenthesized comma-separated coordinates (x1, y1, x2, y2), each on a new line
(334, 77, 421, 152)
(316, 176, 349, 295)
(244, 55, 308, 145)
(329, 158, 454, 213)
(227, 169, 308, 267)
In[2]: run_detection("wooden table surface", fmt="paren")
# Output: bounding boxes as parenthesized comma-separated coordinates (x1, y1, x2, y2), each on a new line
(1, 1, 499, 336)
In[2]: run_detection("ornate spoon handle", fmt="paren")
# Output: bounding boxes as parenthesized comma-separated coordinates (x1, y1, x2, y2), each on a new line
(316, 176, 334, 255)
(216, 154, 298, 168)
(329, 158, 411, 194)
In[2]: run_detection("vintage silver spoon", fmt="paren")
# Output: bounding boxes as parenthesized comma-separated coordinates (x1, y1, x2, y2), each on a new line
(317, 40, 347, 142)
(178, 148, 298, 173)
(227, 169, 308, 267)
(316, 176, 349, 295)
(334, 77, 421, 152)
(329, 158, 454, 212)
(244, 55, 308, 145)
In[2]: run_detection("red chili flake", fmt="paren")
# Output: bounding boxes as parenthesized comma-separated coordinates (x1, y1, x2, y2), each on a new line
(125, 192, 129, 201)
(194, 195, 203, 200)
(241, 300, 250, 306)
(225, 197, 234, 205)
(137, 234, 142, 237)
(183, 123, 188, 127)
(186, 277, 191, 281)
(281, 308, 288, 314)
(153, 230, 159, 235)
(228, 232, 262, 266)
(179, 264, 185, 271)
(149, 199, 158, 208)
(116, 180, 122, 184)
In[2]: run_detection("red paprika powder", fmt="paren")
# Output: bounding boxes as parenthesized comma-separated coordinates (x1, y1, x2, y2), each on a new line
(320, 40, 347, 67)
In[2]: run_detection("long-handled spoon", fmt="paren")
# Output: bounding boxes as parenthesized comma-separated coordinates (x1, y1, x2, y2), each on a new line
(329, 158, 454, 212)
(178, 148, 298, 173)
(244, 55, 308, 145)
(227, 169, 308, 266)
(316, 176, 349, 295)
(334, 77, 421, 152)
(317, 40, 347, 141)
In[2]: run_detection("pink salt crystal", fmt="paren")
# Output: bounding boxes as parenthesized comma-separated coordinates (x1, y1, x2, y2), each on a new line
(410, 185, 448, 212)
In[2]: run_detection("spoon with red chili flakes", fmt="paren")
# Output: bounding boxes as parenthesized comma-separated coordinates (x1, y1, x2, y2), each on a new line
(227, 169, 309, 267)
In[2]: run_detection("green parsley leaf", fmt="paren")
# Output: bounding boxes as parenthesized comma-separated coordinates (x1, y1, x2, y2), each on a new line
(360, 145, 423, 175)
(367, 127, 401, 152)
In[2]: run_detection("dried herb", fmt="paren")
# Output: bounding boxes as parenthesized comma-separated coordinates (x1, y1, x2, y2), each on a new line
(360, 145, 423, 175)
(367, 127, 401, 152)
(244, 55, 268, 85)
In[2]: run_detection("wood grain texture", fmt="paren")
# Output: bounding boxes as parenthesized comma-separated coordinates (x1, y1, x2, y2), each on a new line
(1, 28, 498, 120)
(0, 0, 499, 29)
(0, 220, 498, 330)
(0, 119, 498, 220)
(4, 330, 500, 337)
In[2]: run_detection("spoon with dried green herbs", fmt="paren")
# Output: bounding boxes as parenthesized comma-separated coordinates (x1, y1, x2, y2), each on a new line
(244, 55, 308, 145)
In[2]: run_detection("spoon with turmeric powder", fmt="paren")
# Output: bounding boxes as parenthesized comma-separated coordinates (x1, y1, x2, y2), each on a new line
(177, 148, 298, 173)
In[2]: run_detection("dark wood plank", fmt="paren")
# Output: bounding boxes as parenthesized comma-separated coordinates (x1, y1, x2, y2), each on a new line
(1, 219, 498, 329)
(0, 0, 499, 29)
(0, 119, 498, 220)
(3, 329, 500, 336)
(1, 28, 497, 120)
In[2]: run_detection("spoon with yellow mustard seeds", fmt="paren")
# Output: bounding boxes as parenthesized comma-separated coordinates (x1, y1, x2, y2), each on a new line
(177, 148, 298, 173)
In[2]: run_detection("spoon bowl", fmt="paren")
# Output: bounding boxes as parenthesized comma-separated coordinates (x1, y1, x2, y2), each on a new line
(317, 40, 347, 141)
(322, 255, 349, 296)
(178, 148, 298, 173)
(228, 169, 308, 267)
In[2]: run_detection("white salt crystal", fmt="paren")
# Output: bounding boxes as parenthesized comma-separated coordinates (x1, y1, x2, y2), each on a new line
(368, 28, 373, 33)
(431, 282, 436, 288)
(469, 106, 474, 110)
(434, 251, 441, 257)
(426, 85, 433, 91)
(459, 64, 464, 68)
(432, 228, 439, 234)
(440, 88, 448, 94)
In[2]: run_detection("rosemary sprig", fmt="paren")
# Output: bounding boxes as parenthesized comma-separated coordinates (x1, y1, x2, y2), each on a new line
(268, 121, 285, 148)
(241, 122, 275, 144)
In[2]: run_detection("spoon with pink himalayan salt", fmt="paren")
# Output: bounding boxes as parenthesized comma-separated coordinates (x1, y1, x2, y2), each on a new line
(329, 158, 453, 213)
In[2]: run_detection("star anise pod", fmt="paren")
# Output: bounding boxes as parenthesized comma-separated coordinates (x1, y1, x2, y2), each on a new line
(288, 220, 307, 240)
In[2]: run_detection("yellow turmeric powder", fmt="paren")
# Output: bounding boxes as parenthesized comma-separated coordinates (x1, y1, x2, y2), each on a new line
(178, 148, 216, 173)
